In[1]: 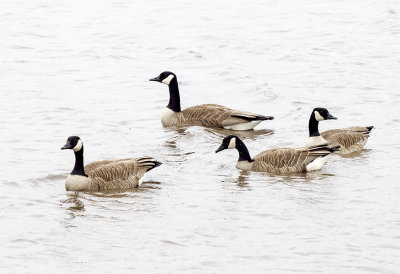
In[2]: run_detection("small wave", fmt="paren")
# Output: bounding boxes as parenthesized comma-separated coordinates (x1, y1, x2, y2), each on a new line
(30, 173, 66, 183)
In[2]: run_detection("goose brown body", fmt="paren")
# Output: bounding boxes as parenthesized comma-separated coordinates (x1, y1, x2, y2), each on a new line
(250, 145, 338, 173)
(75, 157, 159, 191)
(216, 135, 339, 174)
(321, 126, 373, 154)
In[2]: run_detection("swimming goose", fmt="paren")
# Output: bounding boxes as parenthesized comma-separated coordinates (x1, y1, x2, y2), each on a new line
(321, 126, 374, 154)
(306, 108, 373, 154)
(149, 71, 274, 130)
(61, 136, 161, 191)
(215, 135, 339, 173)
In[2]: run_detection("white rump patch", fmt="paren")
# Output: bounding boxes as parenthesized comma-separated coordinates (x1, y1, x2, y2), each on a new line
(162, 74, 175, 85)
(228, 137, 236, 149)
(73, 140, 83, 152)
(314, 111, 324, 121)
(223, 121, 261, 130)
(306, 156, 326, 171)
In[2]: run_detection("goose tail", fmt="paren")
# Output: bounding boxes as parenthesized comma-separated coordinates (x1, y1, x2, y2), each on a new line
(255, 115, 274, 121)
(361, 126, 374, 136)
(137, 157, 162, 172)
(230, 114, 274, 121)
(329, 145, 341, 153)
(366, 126, 374, 132)
(308, 143, 340, 156)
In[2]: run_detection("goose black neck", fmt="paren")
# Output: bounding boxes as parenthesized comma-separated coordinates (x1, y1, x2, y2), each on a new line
(167, 78, 181, 112)
(309, 114, 320, 137)
(71, 147, 87, 177)
(236, 138, 253, 162)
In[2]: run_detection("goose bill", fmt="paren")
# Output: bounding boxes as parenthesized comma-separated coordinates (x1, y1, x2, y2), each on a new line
(326, 113, 337, 120)
(215, 145, 225, 153)
(149, 76, 161, 82)
(61, 143, 72, 150)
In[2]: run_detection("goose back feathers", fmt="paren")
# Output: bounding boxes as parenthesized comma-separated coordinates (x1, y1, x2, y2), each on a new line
(150, 71, 273, 130)
(162, 103, 272, 129)
(321, 126, 373, 154)
(62, 136, 161, 191)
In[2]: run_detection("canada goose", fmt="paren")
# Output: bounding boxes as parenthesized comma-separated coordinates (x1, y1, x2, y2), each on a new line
(149, 71, 273, 130)
(306, 108, 373, 154)
(320, 126, 374, 154)
(215, 135, 339, 173)
(61, 136, 161, 191)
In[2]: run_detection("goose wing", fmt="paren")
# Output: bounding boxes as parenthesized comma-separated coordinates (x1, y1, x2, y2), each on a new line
(181, 104, 273, 128)
(223, 109, 274, 126)
(252, 145, 335, 172)
(84, 158, 132, 174)
(85, 159, 141, 181)
(323, 126, 373, 136)
(85, 157, 161, 182)
(343, 126, 373, 135)
(321, 131, 365, 151)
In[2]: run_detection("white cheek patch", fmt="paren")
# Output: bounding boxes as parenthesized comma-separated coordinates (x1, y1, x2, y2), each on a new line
(162, 74, 174, 85)
(314, 111, 324, 121)
(73, 140, 83, 152)
(228, 138, 236, 149)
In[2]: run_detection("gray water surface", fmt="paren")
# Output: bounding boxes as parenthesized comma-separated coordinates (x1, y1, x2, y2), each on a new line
(1, 0, 400, 273)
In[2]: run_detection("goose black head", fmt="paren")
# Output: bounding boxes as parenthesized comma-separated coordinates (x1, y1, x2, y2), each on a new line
(312, 107, 337, 121)
(61, 136, 83, 152)
(215, 135, 238, 153)
(149, 71, 176, 86)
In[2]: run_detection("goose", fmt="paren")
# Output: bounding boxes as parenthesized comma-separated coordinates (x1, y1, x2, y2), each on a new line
(306, 108, 373, 154)
(215, 135, 340, 173)
(61, 136, 161, 191)
(149, 71, 274, 130)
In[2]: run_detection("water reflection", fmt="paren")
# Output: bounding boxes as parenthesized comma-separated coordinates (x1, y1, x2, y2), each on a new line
(62, 192, 85, 211)
(162, 130, 196, 162)
(60, 180, 162, 221)
(86, 180, 162, 197)
(60, 192, 85, 226)
(234, 171, 253, 190)
(268, 170, 335, 184)
(162, 125, 274, 141)
(339, 149, 371, 158)
(220, 169, 334, 188)
(205, 128, 274, 140)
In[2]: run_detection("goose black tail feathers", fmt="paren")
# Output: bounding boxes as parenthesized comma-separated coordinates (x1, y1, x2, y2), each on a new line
(308, 143, 340, 156)
(329, 145, 341, 153)
(231, 114, 274, 121)
(255, 115, 274, 121)
(137, 157, 162, 172)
